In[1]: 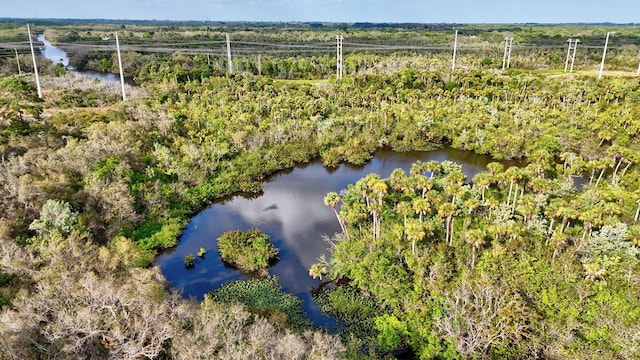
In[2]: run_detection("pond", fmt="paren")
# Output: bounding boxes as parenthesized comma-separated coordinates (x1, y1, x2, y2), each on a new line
(157, 148, 514, 328)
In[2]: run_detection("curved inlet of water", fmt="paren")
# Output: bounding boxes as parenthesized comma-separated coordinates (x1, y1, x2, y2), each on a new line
(158, 148, 513, 328)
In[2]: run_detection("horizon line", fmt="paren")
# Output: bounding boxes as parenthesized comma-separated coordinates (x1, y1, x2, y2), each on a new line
(0, 17, 637, 26)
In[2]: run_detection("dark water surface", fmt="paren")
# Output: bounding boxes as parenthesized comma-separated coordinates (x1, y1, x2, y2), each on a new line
(158, 148, 509, 328)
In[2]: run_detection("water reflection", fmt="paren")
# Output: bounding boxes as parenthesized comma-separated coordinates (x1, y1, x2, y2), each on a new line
(37, 34, 69, 67)
(158, 148, 511, 327)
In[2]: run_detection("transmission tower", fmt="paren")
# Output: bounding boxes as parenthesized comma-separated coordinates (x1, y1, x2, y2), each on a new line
(502, 36, 514, 70)
(570, 39, 579, 73)
(336, 35, 344, 80)
(564, 39, 579, 73)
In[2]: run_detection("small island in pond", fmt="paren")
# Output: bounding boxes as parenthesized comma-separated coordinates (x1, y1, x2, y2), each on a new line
(217, 229, 279, 273)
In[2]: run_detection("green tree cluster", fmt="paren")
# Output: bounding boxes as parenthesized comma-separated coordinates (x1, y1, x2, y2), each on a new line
(319, 159, 640, 358)
(217, 229, 279, 273)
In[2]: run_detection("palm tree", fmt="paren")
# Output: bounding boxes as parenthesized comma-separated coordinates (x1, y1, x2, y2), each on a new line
(438, 202, 458, 246)
(486, 162, 504, 177)
(368, 179, 388, 240)
(446, 182, 466, 205)
(324, 192, 348, 237)
(396, 201, 413, 229)
(528, 148, 553, 178)
(405, 218, 426, 255)
(309, 263, 328, 280)
(556, 203, 578, 234)
(424, 160, 441, 179)
(465, 228, 486, 268)
(548, 231, 568, 258)
(409, 160, 426, 177)
(504, 166, 521, 207)
(463, 197, 481, 218)
(415, 175, 434, 199)
(412, 197, 431, 223)
(515, 194, 537, 224)
(472, 172, 492, 203)
(389, 168, 407, 192)
(588, 156, 614, 188)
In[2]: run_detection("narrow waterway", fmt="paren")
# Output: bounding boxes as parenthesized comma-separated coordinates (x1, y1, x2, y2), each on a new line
(37, 33, 127, 84)
(158, 148, 514, 328)
(38, 34, 69, 67)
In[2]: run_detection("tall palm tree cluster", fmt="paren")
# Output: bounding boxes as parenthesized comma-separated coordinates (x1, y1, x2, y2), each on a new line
(318, 156, 640, 358)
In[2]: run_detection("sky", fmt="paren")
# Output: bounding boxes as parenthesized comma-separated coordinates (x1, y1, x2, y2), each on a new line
(2, 0, 639, 23)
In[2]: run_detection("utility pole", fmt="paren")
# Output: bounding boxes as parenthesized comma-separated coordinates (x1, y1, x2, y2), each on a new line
(336, 35, 344, 80)
(502, 36, 513, 70)
(451, 30, 458, 72)
(14, 49, 21, 75)
(258, 54, 262, 76)
(226, 33, 233, 74)
(506, 37, 513, 69)
(115, 32, 126, 101)
(569, 39, 579, 73)
(27, 24, 42, 99)
(599, 31, 613, 79)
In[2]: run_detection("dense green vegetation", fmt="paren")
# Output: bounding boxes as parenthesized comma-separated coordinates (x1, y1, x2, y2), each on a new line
(316, 158, 640, 358)
(1, 20, 640, 359)
(210, 276, 310, 331)
(217, 229, 279, 273)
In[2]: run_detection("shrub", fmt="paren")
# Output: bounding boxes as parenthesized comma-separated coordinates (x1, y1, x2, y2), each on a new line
(197, 247, 207, 257)
(209, 276, 310, 331)
(217, 229, 279, 273)
(184, 254, 195, 267)
(29, 199, 78, 239)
